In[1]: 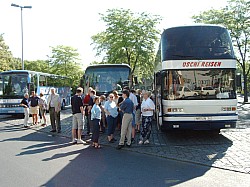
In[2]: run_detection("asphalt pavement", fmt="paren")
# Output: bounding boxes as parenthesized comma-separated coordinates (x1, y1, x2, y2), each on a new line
(1, 94, 250, 175)
(1, 123, 250, 187)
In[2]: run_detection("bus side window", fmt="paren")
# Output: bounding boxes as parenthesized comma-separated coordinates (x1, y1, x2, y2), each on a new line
(30, 74, 37, 92)
(39, 75, 46, 86)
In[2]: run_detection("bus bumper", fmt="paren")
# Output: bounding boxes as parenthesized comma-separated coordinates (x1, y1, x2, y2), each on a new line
(0, 107, 24, 115)
(161, 120, 237, 131)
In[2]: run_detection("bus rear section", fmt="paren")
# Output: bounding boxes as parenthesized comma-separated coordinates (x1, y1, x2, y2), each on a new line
(156, 25, 238, 131)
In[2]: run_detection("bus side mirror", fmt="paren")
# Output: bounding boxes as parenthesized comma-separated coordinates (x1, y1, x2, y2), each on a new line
(155, 72, 162, 85)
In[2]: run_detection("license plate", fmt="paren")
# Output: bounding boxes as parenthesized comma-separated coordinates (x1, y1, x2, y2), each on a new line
(195, 117, 211, 121)
(8, 111, 15, 113)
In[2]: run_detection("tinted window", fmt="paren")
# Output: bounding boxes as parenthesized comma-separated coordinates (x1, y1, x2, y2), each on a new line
(85, 66, 130, 93)
(161, 69, 236, 100)
(0, 73, 28, 98)
(161, 26, 235, 61)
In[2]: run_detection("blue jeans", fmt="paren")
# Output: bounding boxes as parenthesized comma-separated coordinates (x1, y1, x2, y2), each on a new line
(132, 111, 136, 127)
(107, 115, 117, 136)
(92, 119, 100, 143)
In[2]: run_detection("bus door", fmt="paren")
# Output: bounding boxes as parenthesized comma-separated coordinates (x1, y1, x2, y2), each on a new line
(155, 71, 164, 130)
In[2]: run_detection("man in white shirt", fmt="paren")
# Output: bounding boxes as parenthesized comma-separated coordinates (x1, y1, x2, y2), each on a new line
(47, 87, 61, 133)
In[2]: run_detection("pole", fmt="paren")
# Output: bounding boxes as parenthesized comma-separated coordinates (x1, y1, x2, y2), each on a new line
(11, 3, 32, 70)
(21, 7, 24, 70)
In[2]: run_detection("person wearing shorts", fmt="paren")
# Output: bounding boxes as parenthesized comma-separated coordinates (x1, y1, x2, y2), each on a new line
(29, 91, 39, 125)
(71, 87, 86, 144)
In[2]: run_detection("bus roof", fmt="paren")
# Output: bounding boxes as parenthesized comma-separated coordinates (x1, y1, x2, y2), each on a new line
(85, 64, 131, 70)
(0, 70, 67, 78)
(163, 24, 226, 31)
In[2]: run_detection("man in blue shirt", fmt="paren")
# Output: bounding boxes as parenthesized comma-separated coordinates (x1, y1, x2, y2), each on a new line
(116, 90, 134, 149)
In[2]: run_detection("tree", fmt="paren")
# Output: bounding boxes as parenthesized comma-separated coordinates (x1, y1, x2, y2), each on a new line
(192, 0, 250, 102)
(24, 60, 50, 73)
(0, 34, 20, 71)
(91, 8, 162, 80)
(48, 45, 83, 87)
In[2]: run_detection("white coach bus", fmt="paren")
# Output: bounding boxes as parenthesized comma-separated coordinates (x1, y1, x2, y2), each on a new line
(155, 25, 238, 131)
(0, 70, 71, 115)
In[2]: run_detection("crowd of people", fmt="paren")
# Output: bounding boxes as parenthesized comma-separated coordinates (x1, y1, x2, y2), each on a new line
(70, 86, 155, 149)
(20, 88, 61, 132)
(20, 86, 155, 150)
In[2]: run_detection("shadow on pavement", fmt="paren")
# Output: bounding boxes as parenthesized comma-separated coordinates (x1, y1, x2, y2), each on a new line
(1, 110, 244, 186)
(0, 124, 28, 134)
(41, 147, 216, 187)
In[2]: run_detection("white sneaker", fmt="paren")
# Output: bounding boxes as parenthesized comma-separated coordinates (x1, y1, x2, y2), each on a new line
(138, 140, 143, 145)
(70, 139, 77, 144)
(144, 140, 149, 144)
(77, 139, 87, 144)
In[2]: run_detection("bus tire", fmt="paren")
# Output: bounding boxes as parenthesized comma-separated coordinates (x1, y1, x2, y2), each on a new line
(211, 129, 220, 134)
(160, 125, 165, 132)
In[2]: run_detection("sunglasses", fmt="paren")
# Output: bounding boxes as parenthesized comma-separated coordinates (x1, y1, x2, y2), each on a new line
(109, 96, 113, 98)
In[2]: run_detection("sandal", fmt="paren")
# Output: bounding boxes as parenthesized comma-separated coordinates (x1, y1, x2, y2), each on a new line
(94, 144, 101, 149)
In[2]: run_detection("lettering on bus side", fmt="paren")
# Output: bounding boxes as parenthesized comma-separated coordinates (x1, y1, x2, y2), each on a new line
(182, 61, 222, 68)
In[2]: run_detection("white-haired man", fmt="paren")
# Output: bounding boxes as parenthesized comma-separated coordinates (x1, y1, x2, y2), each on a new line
(47, 87, 61, 133)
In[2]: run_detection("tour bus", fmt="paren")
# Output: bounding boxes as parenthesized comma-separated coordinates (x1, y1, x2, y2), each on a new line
(155, 25, 238, 131)
(0, 70, 72, 115)
(81, 64, 131, 96)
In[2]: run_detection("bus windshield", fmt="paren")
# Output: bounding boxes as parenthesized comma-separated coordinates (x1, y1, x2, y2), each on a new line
(85, 66, 130, 94)
(161, 26, 235, 60)
(161, 69, 236, 100)
(0, 73, 28, 98)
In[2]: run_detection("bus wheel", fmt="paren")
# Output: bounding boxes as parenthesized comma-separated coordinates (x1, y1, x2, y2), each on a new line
(211, 129, 220, 134)
(160, 125, 165, 132)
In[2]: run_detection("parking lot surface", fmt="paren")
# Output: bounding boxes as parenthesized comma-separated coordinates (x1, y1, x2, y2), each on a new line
(1, 97, 249, 174)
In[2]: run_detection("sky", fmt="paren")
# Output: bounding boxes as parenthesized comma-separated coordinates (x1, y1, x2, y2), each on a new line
(0, 0, 228, 69)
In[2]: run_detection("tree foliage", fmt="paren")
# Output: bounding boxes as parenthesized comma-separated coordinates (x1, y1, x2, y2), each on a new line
(0, 34, 20, 71)
(24, 60, 50, 73)
(91, 8, 162, 80)
(0, 35, 83, 89)
(48, 45, 83, 87)
(192, 0, 250, 102)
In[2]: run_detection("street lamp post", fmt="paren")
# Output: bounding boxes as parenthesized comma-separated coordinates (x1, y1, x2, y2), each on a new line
(11, 3, 32, 70)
